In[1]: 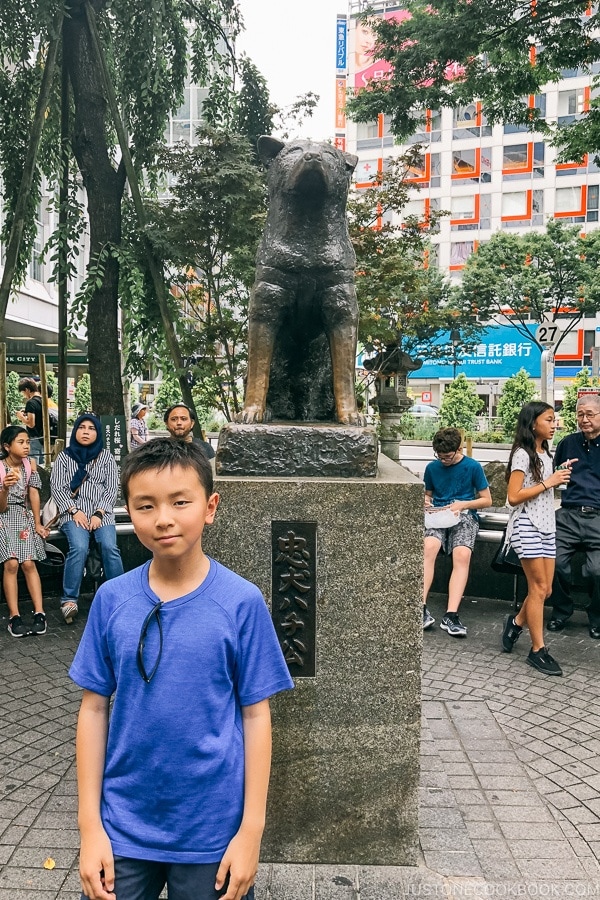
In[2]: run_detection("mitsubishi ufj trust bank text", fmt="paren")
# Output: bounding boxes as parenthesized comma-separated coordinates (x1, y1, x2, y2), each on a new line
(416, 324, 541, 380)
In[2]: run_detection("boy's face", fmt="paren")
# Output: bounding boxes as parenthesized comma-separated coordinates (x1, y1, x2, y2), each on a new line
(435, 446, 462, 465)
(126, 464, 219, 560)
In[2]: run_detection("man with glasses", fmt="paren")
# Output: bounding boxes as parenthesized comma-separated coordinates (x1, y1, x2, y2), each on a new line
(548, 393, 600, 639)
(423, 427, 492, 636)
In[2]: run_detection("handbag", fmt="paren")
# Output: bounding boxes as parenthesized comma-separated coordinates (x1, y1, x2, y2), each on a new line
(41, 497, 60, 527)
(491, 528, 523, 576)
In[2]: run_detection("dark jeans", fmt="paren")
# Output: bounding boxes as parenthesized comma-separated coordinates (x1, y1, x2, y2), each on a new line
(81, 857, 255, 900)
(550, 507, 600, 627)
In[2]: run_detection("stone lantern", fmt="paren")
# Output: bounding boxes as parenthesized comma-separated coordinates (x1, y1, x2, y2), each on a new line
(364, 345, 423, 460)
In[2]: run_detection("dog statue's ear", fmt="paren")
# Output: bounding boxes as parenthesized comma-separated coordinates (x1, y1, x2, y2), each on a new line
(343, 152, 359, 173)
(257, 136, 286, 167)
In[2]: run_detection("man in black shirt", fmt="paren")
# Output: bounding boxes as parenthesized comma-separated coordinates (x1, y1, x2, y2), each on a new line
(163, 403, 215, 460)
(548, 393, 600, 639)
(16, 377, 44, 463)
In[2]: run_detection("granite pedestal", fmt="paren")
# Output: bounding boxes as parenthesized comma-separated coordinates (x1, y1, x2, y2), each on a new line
(216, 422, 378, 478)
(204, 454, 423, 865)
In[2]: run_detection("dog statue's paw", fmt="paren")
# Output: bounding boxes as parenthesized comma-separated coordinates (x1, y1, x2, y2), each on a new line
(236, 405, 268, 424)
(338, 410, 367, 427)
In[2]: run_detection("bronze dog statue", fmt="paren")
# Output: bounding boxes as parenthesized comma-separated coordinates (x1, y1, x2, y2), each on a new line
(239, 136, 364, 425)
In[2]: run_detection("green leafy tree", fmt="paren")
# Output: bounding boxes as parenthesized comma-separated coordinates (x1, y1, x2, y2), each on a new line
(455, 222, 600, 352)
(154, 373, 181, 417)
(497, 368, 537, 439)
(349, 151, 480, 372)
(439, 373, 484, 432)
(6, 371, 21, 422)
(74, 373, 92, 415)
(233, 57, 274, 160)
(130, 129, 265, 422)
(0, 0, 242, 414)
(346, 0, 600, 163)
(561, 368, 600, 434)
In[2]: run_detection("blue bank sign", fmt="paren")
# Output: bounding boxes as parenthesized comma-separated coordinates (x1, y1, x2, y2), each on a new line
(413, 325, 541, 380)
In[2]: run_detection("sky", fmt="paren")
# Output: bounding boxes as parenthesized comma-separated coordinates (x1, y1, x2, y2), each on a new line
(236, 0, 345, 142)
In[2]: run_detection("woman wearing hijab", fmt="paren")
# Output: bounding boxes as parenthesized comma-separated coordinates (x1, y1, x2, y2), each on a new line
(50, 413, 124, 623)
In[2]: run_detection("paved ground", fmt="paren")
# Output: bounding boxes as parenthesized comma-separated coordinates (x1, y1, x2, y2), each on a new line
(1, 590, 599, 899)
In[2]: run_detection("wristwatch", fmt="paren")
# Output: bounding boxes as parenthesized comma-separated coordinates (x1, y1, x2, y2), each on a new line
(69, 507, 78, 515)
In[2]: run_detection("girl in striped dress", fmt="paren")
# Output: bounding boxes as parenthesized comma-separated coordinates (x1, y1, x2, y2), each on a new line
(0, 425, 49, 637)
(501, 402, 574, 675)
(50, 413, 124, 624)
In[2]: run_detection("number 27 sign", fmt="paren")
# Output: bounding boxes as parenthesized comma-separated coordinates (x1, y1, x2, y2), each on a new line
(535, 323, 562, 346)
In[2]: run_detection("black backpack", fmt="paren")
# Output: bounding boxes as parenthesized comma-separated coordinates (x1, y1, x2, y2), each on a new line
(48, 407, 58, 438)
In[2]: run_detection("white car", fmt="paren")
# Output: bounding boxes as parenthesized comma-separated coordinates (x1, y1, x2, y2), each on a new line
(408, 403, 440, 418)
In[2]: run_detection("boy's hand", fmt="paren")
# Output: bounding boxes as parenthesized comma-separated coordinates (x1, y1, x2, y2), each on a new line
(215, 826, 261, 900)
(79, 825, 115, 900)
(35, 523, 50, 539)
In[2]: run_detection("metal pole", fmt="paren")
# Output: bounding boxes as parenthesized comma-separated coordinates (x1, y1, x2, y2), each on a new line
(540, 348, 555, 405)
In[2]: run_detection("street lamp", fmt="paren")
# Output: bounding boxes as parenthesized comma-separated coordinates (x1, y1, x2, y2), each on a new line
(450, 329, 461, 380)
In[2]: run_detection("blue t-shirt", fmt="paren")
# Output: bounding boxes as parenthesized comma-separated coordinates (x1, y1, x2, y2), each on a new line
(424, 455, 489, 510)
(69, 559, 294, 864)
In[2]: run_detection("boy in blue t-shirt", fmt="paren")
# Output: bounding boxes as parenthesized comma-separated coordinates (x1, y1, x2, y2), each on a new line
(69, 439, 293, 900)
(422, 428, 491, 637)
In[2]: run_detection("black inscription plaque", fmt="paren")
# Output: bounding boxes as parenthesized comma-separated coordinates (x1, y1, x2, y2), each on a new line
(271, 521, 317, 678)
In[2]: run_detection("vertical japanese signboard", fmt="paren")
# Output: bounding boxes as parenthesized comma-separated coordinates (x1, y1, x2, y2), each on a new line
(101, 415, 128, 505)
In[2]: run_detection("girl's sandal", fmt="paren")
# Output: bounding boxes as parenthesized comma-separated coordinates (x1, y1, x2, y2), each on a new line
(61, 602, 78, 624)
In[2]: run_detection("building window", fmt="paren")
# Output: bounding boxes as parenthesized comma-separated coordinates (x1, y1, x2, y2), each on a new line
(452, 148, 479, 180)
(501, 189, 544, 225)
(555, 185, 586, 218)
(354, 158, 382, 187)
(588, 184, 599, 222)
(502, 142, 545, 179)
(356, 121, 379, 141)
(449, 240, 476, 270)
(557, 87, 588, 125)
(450, 194, 479, 224)
(452, 103, 481, 138)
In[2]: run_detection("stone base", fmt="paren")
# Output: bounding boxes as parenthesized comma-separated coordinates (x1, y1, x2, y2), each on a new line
(215, 422, 378, 478)
(204, 454, 423, 865)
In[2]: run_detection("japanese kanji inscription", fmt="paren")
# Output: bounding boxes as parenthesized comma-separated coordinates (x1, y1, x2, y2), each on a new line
(271, 521, 317, 677)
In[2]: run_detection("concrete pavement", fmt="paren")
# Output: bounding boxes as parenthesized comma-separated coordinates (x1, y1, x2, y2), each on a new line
(1, 589, 599, 899)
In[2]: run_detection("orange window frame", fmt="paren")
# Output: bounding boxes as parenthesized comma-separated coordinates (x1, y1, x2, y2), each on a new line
(450, 194, 480, 226)
(449, 239, 479, 272)
(556, 153, 588, 171)
(407, 153, 431, 183)
(355, 157, 383, 189)
(501, 190, 532, 222)
(554, 185, 587, 219)
(452, 147, 481, 180)
(502, 143, 533, 175)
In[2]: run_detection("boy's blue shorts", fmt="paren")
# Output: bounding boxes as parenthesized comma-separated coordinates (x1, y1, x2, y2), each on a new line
(81, 856, 256, 900)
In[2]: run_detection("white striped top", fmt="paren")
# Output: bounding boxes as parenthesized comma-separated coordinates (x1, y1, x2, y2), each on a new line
(50, 449, 120, 527)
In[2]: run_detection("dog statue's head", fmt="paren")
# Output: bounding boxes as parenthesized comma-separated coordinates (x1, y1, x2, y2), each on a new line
(257, 137, 358, 203)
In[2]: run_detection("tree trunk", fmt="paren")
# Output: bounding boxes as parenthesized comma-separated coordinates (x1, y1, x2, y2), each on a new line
(63, 2, 125, 415)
